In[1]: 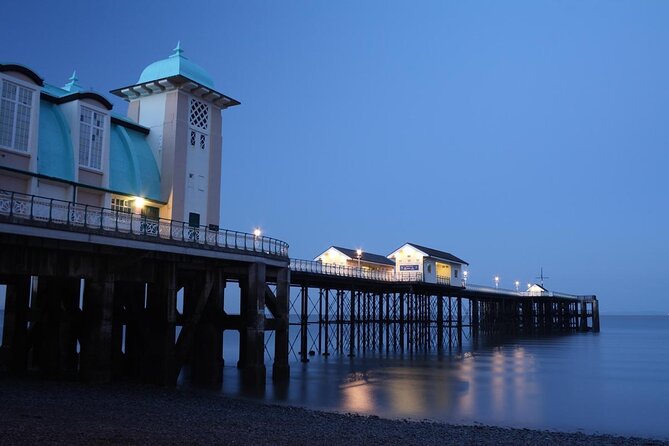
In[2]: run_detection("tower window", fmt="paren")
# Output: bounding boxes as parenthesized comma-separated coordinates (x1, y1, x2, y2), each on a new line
(189, 98, 209, 130)
(0, 79, 33, 152)
(188, 98, 209, 151)
(79, 105, 104, 170)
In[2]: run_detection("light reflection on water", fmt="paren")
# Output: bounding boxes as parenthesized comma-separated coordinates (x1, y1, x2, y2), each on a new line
(217, 316, 669, 440)
(1, 311, 667, 439)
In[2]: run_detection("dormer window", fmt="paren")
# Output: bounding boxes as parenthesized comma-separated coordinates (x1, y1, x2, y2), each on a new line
(0, 79, 34, 152)
(79, 105, 104, 170)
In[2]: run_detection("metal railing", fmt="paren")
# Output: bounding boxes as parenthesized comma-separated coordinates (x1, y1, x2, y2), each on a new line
(290, 260, 586, 300)
(289, 259, 423, 282)
(0, 190, 289, 258)
(465, 284, 588, 299)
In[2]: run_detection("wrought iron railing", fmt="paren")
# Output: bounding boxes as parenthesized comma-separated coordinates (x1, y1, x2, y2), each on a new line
(0, 190, 289, 258)
(289, 259, 422, 282)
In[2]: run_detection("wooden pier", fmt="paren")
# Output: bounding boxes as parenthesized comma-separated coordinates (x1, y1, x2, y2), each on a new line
(0, 191, 290, 387)
(288, 260, 599, 363)
(0, 191, 599, 388)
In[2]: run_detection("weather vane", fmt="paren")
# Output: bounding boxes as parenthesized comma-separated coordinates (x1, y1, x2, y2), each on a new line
(536, 267, 550, 287)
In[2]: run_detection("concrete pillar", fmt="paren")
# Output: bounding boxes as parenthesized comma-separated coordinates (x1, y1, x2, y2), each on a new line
(240, 262, 266, 386)
(0, 275, 31, 373)
(80, 275, 114, 382)
(272, 267, 290, 382)
(142, 264, 177, 386)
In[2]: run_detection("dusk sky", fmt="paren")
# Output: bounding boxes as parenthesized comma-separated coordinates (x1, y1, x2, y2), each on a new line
(2, 1, 668, 313)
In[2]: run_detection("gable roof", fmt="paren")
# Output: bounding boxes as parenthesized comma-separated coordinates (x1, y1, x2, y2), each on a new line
(330, 246, 395, 266)
(398, 242, 469, 265)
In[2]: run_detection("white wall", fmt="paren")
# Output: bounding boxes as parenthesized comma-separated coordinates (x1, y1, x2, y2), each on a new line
(315, 247, 350, 266)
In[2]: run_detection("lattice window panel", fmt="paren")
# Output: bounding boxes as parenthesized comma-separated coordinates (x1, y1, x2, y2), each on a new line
(189, 98, 209, 131)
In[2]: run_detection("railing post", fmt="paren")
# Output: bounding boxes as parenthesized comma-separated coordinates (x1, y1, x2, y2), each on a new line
(30, 195, 34, 219)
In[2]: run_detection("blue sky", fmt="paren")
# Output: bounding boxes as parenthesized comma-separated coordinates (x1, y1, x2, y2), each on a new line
(2, 1, 668, 313)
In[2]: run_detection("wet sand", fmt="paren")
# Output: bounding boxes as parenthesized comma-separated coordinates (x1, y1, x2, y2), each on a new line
(0, 378, 666, 445)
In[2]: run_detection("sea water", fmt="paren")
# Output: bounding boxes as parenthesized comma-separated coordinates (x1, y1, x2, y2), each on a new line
(2, 313, 667, 439)
(220, 315, 669, 439)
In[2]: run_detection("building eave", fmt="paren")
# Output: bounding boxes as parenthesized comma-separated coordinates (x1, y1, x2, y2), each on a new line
(110, 74, 241, 109)
(41, 90, 113, 110)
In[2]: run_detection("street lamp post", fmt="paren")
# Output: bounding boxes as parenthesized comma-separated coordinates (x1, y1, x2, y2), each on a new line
(494, 276, 500, 289)
(463, 270, 468, 287)
(515, 280, 520, 292)
(356, 249, 362, 269)
(253, 228, 261, 251)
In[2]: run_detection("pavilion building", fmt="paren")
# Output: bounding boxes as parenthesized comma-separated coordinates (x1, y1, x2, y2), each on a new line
(314, 246, 395, 273)
(387, 243, 468, 285)
(0, 43, 239, 229)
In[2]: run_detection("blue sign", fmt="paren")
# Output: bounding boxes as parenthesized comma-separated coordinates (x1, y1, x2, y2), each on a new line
(400, 264, 419, 271)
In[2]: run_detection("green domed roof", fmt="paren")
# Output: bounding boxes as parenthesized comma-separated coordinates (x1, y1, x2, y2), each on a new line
(137, 42, 215, 89)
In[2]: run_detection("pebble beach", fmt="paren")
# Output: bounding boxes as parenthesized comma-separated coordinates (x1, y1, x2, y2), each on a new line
(0, 377, 666, 446)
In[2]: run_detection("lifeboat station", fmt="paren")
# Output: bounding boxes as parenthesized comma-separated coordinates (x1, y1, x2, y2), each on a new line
(0, 46, 599, 387)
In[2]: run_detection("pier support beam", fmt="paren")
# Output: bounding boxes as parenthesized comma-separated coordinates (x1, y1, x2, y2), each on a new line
(191, 272, 224, 386)
(32, 276, 80, 378)
(272, 267, 290, 382)
(142, 264, 176, 386)
(240, 262, 267, 386)
(592, 299, 600, 333)
(0, 275, 31, 373)
(80, 275, 114, 383)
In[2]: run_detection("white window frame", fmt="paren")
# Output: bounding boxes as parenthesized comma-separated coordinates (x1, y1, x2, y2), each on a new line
(78, 104, 105, 171)
(0, 77, 36, 153)
(111, 197, 132, 214)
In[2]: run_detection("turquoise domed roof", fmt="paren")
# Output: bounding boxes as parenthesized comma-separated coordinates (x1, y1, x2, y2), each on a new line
(137, 42, 215, 89)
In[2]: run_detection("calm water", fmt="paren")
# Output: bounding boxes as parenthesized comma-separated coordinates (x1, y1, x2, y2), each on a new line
(2, 313, 668, 439)
(221, 316, 669, 440)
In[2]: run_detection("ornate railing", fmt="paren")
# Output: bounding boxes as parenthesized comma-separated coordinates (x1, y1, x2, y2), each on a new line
(289, 259, 422, 282)
(0, 190, 289, 258)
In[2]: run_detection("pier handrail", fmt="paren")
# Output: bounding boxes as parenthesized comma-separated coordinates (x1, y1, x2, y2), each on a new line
(290, 260, 589, 300)
(0, 190, 289, 258)
(289, 258, 423, 282)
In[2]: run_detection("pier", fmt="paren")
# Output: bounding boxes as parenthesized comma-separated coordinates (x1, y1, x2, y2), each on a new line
(288, 259, 599, 363)
(0, 191, 290, 387)
(0, 190, 599, 387)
